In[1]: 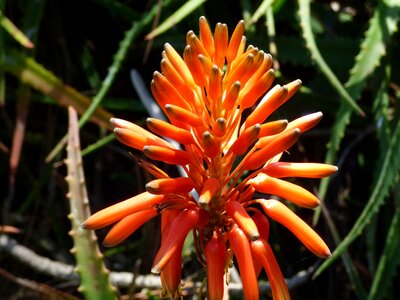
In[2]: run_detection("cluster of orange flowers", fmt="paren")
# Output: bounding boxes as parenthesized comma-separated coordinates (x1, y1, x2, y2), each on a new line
(82, 17, 336, 299)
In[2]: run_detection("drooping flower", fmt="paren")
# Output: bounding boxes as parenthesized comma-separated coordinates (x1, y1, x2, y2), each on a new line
(82, 17, 337, 299)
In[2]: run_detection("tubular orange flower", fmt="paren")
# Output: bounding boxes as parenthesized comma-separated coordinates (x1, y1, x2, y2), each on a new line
(82, 17, 337, 299)
(160, 209, 184, 299)
(152, 208, 199, 274)
(229, 225, 259, 300)
(103, 209, 158, 247)
(257, 199, 331, 258)
(205, 232, 226, 300)
(251, 239, 290, 300)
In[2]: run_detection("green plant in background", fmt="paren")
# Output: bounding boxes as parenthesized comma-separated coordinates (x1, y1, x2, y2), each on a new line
(0, 0, 399, 299)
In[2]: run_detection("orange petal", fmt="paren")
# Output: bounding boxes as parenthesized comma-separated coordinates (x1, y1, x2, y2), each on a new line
(227, 53, 254, 87)
(209, 65, 222, 102)
(160, 209, 184, 299)
(152, 208, 199, 273)
(259, 120, 288, 137)
(226, 201, 259, 241)
(229, 225, 259, 300)
(286, 112, 323, 133)
(152, 71, 191, 111)
(244, 129, 300, 170)
(226, 20, 245, 63)
(184, 45, 206, 87)
(251, 210, 270, 241)
(213, 23, 228, 68)
(143, 145, 191, 165)
(202, 131, 220, 158)
(205, 233, 226, 300)
(103, 209, 158, 247)
(160, 58, 195, 103)
(146, 118, 195, 145)
(282, 79, 302, 103)
(113, 127, 171, 151)
(165, 104, 203, 128)
(198, 53, 214, 76)
(212, 118, 227, 137)
(238, 68, 275, 109)
(199, 178, 221, 209)
(110, 118, 171, 148)
(199, 16, 215, 58)
(239, 185, 256, 204)
(146, 177, 195, 195)
(163, 43, 195, 87)
(263, 162, 338, 178)
(249, 173, 320, 208)
(187, 30, 209, 58)
(222, 81, 241, 112)
(258, 199, 331, 258)
(251, 239, 290, 300)
(229, 124, 260, 156)
(242, 85, 288, 131)
(82, 192, 165, 230)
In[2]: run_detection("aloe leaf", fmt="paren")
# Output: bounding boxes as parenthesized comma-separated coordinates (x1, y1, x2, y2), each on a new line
(317, 0, 400, 205)
(315, 118, 400, 277)
(145, 0, 207, 40)
(346, 0, 400, 94)
(297, 0, 364, 116)
(367, 203, 400, 300)
(81, 133, 115, 157)
(248, 0, 276, 24)
(1, 50, 113, 130)
(0, 10, 33, 48)
(65, 106, 117, 300)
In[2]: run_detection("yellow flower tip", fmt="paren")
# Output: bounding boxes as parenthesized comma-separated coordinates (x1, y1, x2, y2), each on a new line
(199, 178, 221, 209)
(145, 177, 195, 195)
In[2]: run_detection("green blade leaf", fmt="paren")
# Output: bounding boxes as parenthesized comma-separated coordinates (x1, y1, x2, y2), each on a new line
(367, 204, 400, 300)
(315, 118, 400, 277)
(297, 0, 365, 116)
(145, 0, 207, 40)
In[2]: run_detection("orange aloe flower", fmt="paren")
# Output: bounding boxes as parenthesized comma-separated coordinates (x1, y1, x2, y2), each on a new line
(82, 17, 338, 299)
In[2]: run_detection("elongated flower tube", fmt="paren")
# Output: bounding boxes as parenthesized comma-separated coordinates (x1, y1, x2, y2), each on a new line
(82, 17, 337, 299)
